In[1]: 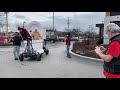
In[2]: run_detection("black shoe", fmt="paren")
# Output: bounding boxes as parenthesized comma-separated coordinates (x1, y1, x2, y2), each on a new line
(15, 58, 18, 60)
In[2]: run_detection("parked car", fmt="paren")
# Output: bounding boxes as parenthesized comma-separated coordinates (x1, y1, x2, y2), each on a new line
(0, 36, 5, 43)
(58, 37, 65, 42)
(45, 35, 58, 43)
(0, 36, 13, 44)
(70, 37, 80, 41)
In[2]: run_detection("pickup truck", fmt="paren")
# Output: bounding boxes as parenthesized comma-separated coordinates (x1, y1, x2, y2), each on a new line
(45, 35, 58, 43)
(57, 37, 65, 42)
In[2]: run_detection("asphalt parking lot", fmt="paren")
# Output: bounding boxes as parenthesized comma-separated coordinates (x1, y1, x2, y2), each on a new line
(0, 42, 105, 78)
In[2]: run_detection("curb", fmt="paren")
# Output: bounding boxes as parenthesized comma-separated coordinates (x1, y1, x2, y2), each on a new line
(0, 46, 13, 48)
(70, 50, 103, 62)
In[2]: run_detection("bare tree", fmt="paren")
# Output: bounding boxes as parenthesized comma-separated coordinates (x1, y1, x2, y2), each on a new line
(15, 22, 23, 29)
(83, 29, 99, 39)
(64, 26, 83, 37)
(64, 27, 71, 32)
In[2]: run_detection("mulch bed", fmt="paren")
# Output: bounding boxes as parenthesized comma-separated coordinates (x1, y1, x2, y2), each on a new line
(71, 40, 108, 59)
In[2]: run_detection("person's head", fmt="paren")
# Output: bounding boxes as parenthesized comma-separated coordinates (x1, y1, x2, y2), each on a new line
(105, 23, 120, 38)
(35, 29, 38, 32)
(67, 33, 70, 37)
(15, 32, 19, 36)
(18, 27, 22, 32)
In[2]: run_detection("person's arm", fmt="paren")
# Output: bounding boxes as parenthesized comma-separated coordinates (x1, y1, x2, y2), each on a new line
(94, 46, 114, 62)
(20, 36, 22, 41)
(31, 33, 34, 37)
(19, 32, 23, 40)
(38, 33, 42, 39)
(11, 37, 14, 42)
(95, 41, 120, 62)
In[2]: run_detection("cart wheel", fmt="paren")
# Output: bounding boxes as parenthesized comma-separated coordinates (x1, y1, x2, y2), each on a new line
(37, 53, 41, 61)
(51, 40, 54, 43)
(19, 54, 24, 61)
(45, 49, 49, 55)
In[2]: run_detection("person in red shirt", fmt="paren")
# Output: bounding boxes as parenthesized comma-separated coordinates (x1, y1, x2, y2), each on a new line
(66, 33, 71, 58)
(18, 27, 30, 40)
(94, 23, 120, 78)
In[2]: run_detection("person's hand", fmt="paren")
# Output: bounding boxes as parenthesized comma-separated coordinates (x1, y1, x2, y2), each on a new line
(94, 46, 102, 54)
(11, 39, 14, 42)
(99, 46, 106, 51)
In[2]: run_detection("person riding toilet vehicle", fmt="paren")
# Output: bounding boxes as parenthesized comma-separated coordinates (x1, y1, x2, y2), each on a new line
(32, 29, 42, 40)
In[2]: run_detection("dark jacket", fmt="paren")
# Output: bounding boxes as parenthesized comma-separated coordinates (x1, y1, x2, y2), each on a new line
(104, 34, 120, 74)
(12, 36, 22, 46)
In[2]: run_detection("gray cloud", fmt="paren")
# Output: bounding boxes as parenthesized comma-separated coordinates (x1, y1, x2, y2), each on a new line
(14, 15, 26, 19)
(8, 12, 105, 32)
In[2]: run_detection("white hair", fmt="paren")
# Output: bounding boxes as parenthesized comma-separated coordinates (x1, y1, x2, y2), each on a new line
(105, 23, 120, 33)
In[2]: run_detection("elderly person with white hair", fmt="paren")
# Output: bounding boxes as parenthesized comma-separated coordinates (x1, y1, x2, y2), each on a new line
(94, 23, 120, 78)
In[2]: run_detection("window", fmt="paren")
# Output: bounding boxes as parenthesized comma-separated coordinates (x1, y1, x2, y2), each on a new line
(110, 12, 120, 16)
(110, 21, 120, 27)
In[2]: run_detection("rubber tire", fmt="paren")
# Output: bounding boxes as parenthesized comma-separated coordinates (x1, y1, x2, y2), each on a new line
(19, 54, 24, 61)
(37, 53, 41, 61)
(45, 49, 49, 55)
(50, 40, 54, 43)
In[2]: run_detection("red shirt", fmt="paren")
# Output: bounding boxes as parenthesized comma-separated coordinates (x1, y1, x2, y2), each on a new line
(66, 37, 71, 46)
(104, 41, 120, 78)
(20, 28, 30, 40)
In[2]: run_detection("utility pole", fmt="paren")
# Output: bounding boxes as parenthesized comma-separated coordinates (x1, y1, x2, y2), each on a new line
(89, 25, 92, 32)
(53, 12, 54, 31)
(67, 17, 70, 32)
(68, 17, 70, 30)
(4, 12, 9, 35)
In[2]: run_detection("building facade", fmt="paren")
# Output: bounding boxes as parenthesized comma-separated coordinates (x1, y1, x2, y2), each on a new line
(96, 12, 120, 45)
(104, 12, 120, 44)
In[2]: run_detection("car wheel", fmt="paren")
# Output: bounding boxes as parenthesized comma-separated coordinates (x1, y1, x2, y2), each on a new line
(37, 53, 42, 61)
(19, 54, 24, 61)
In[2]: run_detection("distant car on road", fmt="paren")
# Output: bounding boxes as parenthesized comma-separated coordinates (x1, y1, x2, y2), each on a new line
(70, 37, 80, 41)
(58, 37, 65, 42)
(0, 36, 13, 44)
(45, 35, 58, 43)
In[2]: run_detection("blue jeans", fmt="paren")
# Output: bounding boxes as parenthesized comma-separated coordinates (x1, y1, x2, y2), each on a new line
(13, 46, 20, 59)
(67, 46, 71, 58)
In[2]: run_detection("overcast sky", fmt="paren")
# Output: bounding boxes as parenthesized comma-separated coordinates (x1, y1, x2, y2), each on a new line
(8, 12, 105, 33)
